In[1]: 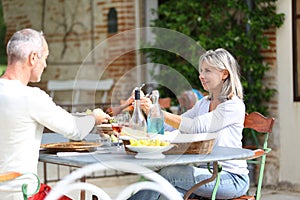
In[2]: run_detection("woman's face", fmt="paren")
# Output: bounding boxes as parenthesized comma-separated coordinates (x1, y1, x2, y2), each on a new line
(199, 61, 228, 93)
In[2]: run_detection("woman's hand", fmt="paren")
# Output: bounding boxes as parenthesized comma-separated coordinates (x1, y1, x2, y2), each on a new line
(125, 96, 135, 107)
(140, 96, 152, 114)
(92, 108, 111, 124)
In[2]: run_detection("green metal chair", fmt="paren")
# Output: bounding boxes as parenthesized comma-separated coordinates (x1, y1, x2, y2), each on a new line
(184, 112, 275, 200)
(232, 112, 275, 200)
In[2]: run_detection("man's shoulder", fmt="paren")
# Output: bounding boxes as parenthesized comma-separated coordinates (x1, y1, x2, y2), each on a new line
(26, 85, 47, 95)
(25, 86, 51, 103)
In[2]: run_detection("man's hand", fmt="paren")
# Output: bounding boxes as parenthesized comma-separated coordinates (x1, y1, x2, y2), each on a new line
(92, 108, 111, 124)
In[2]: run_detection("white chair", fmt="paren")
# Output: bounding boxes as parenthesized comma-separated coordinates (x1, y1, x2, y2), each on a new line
(45, 161, 183, 200)
(47, 79, 114, 112)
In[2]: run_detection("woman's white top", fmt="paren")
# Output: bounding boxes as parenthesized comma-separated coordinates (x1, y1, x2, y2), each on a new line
(179, 96, 248, 175)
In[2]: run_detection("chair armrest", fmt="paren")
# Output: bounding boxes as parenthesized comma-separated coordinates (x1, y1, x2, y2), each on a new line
(0, 172, 22, 182)
(247, 149, 265, 160)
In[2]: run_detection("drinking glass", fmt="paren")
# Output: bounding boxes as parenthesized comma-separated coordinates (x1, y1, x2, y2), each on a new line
(123, 112, 131, 127)
(111, 114, 125, 150)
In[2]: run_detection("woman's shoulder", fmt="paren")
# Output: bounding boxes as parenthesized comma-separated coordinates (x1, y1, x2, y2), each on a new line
(223, 96, 245, 110)
(230, 95, 244, 104)
(194, 96, 210, 106)
(229, 96, 244, 103)
(199, 95, 210, 102)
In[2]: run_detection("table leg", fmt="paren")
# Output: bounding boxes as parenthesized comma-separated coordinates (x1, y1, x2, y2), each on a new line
(80, 176, 86, 200)
(43, 162, 48, 184)
(183, 161, 220, 200)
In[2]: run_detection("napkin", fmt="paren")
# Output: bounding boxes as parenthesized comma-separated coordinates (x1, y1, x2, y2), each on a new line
(56, 152, 96, 157)
(56, 150, 112, 157)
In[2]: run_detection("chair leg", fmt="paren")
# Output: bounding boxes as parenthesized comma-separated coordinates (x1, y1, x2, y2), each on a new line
(183, 162, 221, 200)
(255, 155, 266, 200)
(211, 164, 222, 200)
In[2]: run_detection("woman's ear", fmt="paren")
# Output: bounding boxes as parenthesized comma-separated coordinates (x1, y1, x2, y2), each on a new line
(222, 69, 229, 80)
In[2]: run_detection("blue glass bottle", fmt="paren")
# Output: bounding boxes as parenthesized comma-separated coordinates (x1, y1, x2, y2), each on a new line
(147, 90, 164, 135)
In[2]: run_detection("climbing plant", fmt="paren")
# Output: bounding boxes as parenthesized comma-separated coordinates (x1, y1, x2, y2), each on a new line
(146, 0, 284, 114)
(0, 0, 7, 75)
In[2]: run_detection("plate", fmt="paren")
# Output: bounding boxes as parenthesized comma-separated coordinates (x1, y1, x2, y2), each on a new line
(41, 142, 101, 153)
(95, 124, 114, 134)
(126, 145, 174, 159)
(96, 124, 112, 129)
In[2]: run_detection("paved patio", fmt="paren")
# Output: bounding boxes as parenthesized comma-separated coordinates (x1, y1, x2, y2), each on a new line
(38, 162, 300, 200)
(90, 176, 300, 200)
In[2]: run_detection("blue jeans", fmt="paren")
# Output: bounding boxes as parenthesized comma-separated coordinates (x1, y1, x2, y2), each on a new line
(128, 165, 249, 200)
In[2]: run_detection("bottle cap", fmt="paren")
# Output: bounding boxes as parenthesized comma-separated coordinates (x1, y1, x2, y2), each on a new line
(135, 89, 140, 100)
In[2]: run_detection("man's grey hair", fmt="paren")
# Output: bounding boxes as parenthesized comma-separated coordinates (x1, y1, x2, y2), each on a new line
(6, 28, 45, 64)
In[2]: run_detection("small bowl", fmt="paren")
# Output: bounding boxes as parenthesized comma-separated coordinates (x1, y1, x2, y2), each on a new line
(126, 145, 174, 159)
(95, 124, 114, 136)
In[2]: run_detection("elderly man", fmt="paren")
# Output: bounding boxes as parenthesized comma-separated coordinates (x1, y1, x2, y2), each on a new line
(0, 28, 109, 199)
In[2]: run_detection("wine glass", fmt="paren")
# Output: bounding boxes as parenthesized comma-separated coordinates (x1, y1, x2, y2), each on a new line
(111, 114, 125, 150)
(123, 112, 131, 127)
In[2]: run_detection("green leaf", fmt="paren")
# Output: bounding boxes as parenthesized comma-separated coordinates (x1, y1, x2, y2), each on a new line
(146, 0, 284, 116)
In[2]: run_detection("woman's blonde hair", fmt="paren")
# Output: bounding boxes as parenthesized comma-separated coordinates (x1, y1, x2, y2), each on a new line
(199, 48, 243, 101)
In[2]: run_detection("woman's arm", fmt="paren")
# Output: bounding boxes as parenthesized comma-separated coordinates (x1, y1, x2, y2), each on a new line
(163, 111, 182, 129)
(140, 96, 183, 129)
(180, 98, 245, 133)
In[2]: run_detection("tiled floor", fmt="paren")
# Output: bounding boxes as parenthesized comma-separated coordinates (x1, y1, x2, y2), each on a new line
(262, 189, 300, 200)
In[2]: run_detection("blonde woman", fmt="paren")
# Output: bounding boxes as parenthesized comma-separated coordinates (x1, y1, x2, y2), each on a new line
(133, 48, 249, 199)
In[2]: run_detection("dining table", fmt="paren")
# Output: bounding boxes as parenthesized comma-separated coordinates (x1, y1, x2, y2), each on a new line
(39, 133, 255, 200)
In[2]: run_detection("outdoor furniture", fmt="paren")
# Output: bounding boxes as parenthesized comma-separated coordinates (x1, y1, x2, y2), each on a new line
(47, 79, 114, 112)
(184, 112, 275, 200)
(40, 134, 123, 184)
(232, 112, 275, 200)
(158, 97, 171, 109)
(44, 161, 183, 200)
(39, 133, 255, 200)
(0, 172, 40, 199)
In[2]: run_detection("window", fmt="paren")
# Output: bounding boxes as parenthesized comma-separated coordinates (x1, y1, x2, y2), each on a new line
(108, 8, 118, 33)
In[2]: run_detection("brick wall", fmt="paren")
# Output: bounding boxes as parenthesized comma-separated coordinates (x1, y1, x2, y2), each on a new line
(260, 27, 280, 186)
(2, 0, 281, 186)
(2, 0, 138, 105)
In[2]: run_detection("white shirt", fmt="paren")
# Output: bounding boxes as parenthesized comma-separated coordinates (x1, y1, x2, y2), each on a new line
(179, 96, 248, 175)
(0, 79, 95, 174)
